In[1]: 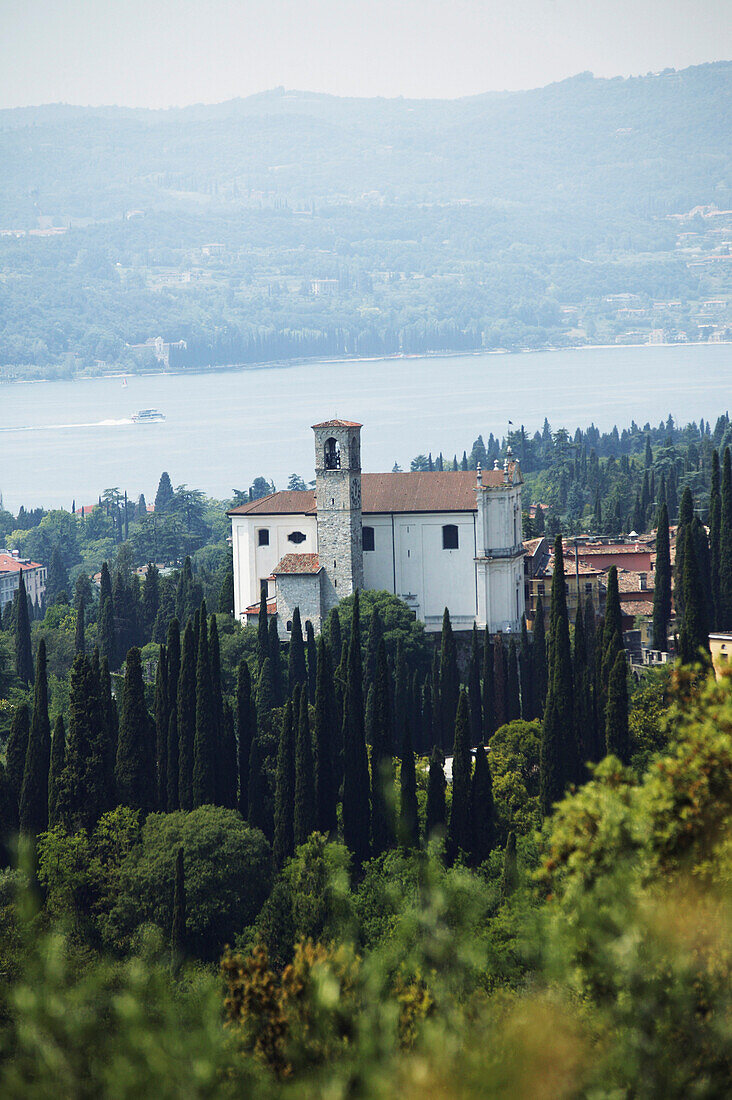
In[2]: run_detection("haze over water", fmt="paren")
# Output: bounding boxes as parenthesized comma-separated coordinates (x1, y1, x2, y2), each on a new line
(1, 343, 730, 513)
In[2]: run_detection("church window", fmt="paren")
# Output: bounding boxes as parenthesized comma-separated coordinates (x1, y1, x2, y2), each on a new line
(286, 620, 292, 632)
(288, 531, 306, 544)
(324, 437, 341, 469)
(257, 528, 269, 546)
(442, 524, 459, 550)
(363, 526, 375, 551)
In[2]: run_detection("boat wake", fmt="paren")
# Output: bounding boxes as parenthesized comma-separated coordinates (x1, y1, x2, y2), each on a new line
(0, 418, 134, 433)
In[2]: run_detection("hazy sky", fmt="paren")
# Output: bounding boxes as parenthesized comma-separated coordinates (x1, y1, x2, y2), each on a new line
(1, 0, 730, 108)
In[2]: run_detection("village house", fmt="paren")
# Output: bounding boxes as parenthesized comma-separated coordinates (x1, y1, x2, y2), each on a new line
(0, 550, 47, 612)
(228, 419, 526, 637)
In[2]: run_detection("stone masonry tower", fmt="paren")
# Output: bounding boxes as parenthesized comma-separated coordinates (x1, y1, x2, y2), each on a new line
(313, 419, 364, 611)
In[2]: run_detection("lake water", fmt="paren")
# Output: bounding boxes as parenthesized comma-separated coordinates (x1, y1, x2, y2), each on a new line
(0, 343, 730, 512)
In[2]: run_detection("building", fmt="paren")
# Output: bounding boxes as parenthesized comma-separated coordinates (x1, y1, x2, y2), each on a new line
(0, 551, 47, 612)
(228, 420, 525, 637)
(709, 633, 732, 679)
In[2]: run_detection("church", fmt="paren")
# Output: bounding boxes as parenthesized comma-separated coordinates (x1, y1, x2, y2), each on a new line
(228, 419, 525, 637)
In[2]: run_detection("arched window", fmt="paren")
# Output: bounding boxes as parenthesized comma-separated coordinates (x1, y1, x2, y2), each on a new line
(286, 620, 292, 632)
(288, 531, 306, 544)
(442, 524, 459, 550)
(257, 528, 269, 546)
(324, 437, 341, 469)
(363, 526, 375, 551)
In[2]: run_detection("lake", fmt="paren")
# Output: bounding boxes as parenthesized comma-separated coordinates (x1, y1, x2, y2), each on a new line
(0, 343, 730, 512)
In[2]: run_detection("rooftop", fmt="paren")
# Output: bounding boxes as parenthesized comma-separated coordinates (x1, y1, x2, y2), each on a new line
(272, 553, 322, 575)
(311, 418, 363, 429)
(0, 552, 43, 573)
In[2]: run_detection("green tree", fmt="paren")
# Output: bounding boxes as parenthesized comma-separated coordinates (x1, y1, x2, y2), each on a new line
(532, 593, 547, 717)
(468, 743, 497, 866)
(19, 639, 51, 837)
(220, 702, 238, 810)
(193, 603, 215, 807)
(342, 591, 371, 869)
(154, 646, 168, 810)
(236, 660, 256, 820)
(170, 846, 186, 976)
(294, 687, 315, 847)
(481, 627, 495, 739)
(177, 622, 196, 811)
(74, 599, 85, 656)
(57, 656, 108, 831)
(425, 746, 446, 842)
(273, 700, 295, 867)
(14, 572, 33, 684)
(506, 639, 520, 722)
(467, 625, 482, 745)
(605, 650, 629, 762)
(493, 632, 507, 730)
(6, 704, 30, 825)
(448, 691, 472, 860)
(288, 607, 307, 694)
(709, 449, 721, 628)
(268, 617, 284, 705)
(314, 636, 338, 837)
(678, 524, 711, 664)
(247, 732, 272, 841)
(46, 543, 69, 603)
(399, 695, 418, 849)
(500, 831, 519, 899)
(519, 617, 533, 720)
(540, 536, 576, 816)
(48, 715, 66, 827)
(719, 448, 732, 629)
(439, 608, 459, 751)
(257, 587, 269, 670)
(115, 647, 155, 813)
(652, 503, 672, 651)
(370, 640, 394, 856)
(155, 471, 175, 513)
(256, 657, 276, 719)
(142, 563, 160, 639)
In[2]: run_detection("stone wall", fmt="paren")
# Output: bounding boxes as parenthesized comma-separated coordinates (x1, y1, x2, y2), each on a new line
(276, 572, 323, 640)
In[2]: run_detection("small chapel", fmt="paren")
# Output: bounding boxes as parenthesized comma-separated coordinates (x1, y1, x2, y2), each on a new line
(228, 419, 525, 637)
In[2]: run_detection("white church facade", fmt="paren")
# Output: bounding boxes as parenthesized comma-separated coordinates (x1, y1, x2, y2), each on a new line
(228, 419, 525, 636)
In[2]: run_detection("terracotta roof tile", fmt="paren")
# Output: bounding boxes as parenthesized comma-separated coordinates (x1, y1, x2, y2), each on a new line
(273, 553, 322, 575)
(311, 418, 363, 428)
(245, 600, 277, 615)
(0, 553, 43, 573)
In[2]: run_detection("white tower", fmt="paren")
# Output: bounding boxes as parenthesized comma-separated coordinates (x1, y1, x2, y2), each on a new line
(312, 419, 364, 611)
(475, 450, 525, 633)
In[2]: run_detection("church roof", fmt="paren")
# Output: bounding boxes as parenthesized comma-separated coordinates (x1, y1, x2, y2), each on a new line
(311, 418, 362, 429)
(228, 469, 518, 518)
(272, 553, 322, 574)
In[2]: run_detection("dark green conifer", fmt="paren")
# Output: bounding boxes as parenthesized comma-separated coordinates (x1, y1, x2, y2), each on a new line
(115, 647, 155, 813)
(369, 640, 393, 855)
(98, 655, 118, 810)
(519, 618, 533, 719)
(155, 471, 174, 513)
(257, 587, 269, 670)
(256, 657, 276, 720)
(652, 503, 672, 651)
(74, 599, 85, 656)
(141, 563, 160, 639)
(468, 743, 496, 866)
(220, 702, 238, 810)
(363, 605, 383, 696)
(57, 656, 107, 831)
(709, 449, 722, 628)
(506, 640, 520, 722)
(425, 746, 446, 842)
(674, 487, 694, 624)
(165, 620, 180, 809)
(393, 641, 408, 762)
(268, 617, 283, 704)
(481, 627, 495, 739)
(170, 846, 186, 976)
(328, 607, 342, 665)
(98, 588, 116, 667)
(46, 543, 69, 603)
(305, 619, 317, 704)
(209, 614, 224, 802)
(719, 448, 732, 629)
(273, 700, 295, 866)
(341, 591, 371, 868)
(166, 711, 179, 811)
(493, 632, 507, 730)
(540, 536, 576, 816)
(19, 640, 51, 837)
(532, 594, 548, 717)
(314, 636, 338, 836)
(288, 607, 307, 694)
(14, 572, 33, 684)
(47, 715, 65, 827)
(399, 694, 418, 849)
(236, 660, 256, 819)
(154, 646, 169, 810)
(467, 625, 482, 745)
(448, 691, 472, 860)
(422, 676, 436, 754)
(177, 622, 196, 810)
(193, 602, 215, 806)
(247, 732, 272, 840)
(679, 525, 711, 664)
(439, 608, 459, 751)
(6, 704, 30, 825)
(601, 566, 623, 691)
(294, 688, 315, 847)
(605, 650, 629, 763)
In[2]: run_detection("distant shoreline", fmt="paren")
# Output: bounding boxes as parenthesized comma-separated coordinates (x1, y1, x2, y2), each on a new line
(2, 338, 730, 387)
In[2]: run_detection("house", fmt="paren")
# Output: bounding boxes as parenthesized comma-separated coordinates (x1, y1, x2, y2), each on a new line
(710, 633, 732, 679)
(0, 551, 47, 612)
(228, 420, 526, 637)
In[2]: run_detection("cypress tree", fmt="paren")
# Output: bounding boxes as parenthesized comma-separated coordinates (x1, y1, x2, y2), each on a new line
(329, 607, 342, 666)
(425, 746, 446, 842)
(288, 607, 307, 694)
(247, 732, 272, 840)
(674, 487, 694, 625)
(46, 543, 69, 603)
(155, 471, 174, 513)
(709, 449, 722, 628)
(506, 639, 520, 722)
(719, 448, 732, 629)
(154, 646, 169, 810)
(209, 614, 224, 802)
(305, 619, 317, 704)
(166, 711, 179, 812)
(468, 743, 496, 866)
(177, 622, 196, 810)
(236, 660, 256, 819)
(294, 687, 315, 846)
(363, 605, 383, 697)
(448, 691, 472, 860)
(422, 675, 436, 755)
(500, 832, 519, 900)
(220, 702, 238, 810)
(652, 503, 672, 651)
(493, 633, 507, 730)
(439, 609, 459, 751)
(57, 656, 107, 832)
(165, 620, 181, 810)
(75, 599, 85, 656)
(679, 525, 711, 664)
(193, 602, 215, 807)
(540, 536, 577, 816)
(481, 627, 495, 739)
(99, 655, 118, 811)
(342, 591, 371, 868)
(605, 650, 629, 763)
(369, 641, 393, 855)
(601, 566, 623, 692)
(467, 625, 482, 745)
(115, 647, 155, 813)
(142, 564, 160, 639)
(256, 657, 277, 720)
(48, 715, 66, 827)
(170, 847, 186, 976)
(19, 639, 51, 837)
(430, 648, 441, 745)
(532, 594, 548, 717)
(314, 636, 338, 836)
(257, 587, 269, 670)
(519, 618, 533, 719)
(393, 641, 408, 761)
(268, 617, 284, 704)
(573, 602, 591, 774)
(273, 700, 295, 866)
(14, 572, 33, 684)
(6, 704, 30, 825)
(410, 670, 423, 756)
(399, 691, 418, 849)
(98, 593, 116, 667)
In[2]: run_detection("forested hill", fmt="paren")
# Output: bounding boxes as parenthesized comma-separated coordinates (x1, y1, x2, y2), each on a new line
(2, 63, 729, 220)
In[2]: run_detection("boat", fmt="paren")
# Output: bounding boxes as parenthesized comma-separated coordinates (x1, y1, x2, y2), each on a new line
(131, 409, 165, 423)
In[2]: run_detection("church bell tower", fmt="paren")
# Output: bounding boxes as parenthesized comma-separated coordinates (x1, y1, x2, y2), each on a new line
(313, 419, 364, 611)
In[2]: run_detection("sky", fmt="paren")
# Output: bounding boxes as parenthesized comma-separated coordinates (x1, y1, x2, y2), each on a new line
(0, 0, 730, 109)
